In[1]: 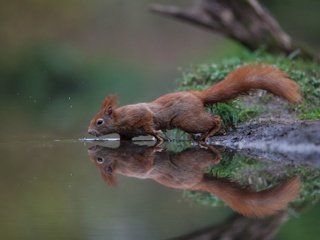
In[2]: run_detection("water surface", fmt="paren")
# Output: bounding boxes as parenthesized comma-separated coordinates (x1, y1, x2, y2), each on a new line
(0, 138, 319, 240)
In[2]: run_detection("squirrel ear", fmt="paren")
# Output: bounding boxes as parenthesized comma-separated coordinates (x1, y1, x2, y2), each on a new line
(106, 106, 113, 117)
(100, 170, 117, 186)
(101, 95, 118, 109)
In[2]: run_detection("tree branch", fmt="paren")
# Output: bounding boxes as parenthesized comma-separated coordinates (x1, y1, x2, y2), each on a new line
(150, 0, 318, 60)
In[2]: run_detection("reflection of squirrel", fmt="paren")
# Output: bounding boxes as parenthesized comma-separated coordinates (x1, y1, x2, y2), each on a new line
(88, 144, 300, 218)
(88, 64, 301, 141)
(88, 143, 221, 186)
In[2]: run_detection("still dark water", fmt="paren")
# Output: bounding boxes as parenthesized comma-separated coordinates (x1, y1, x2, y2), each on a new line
(0, 138, 319, 240)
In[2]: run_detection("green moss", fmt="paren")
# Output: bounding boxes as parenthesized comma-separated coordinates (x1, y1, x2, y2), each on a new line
(177, 50, 320, 129)
(163, 140, 192, 152)
(299, 109, 320, 120)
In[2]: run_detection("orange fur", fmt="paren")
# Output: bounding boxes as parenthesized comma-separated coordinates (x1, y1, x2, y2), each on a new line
(193, 177, 300, 218)
(201, 64, 301, 104)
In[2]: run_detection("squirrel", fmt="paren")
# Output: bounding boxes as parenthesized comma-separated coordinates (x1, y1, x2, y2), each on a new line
(88, 143, 300, 218)
(88, 64, 301, 142)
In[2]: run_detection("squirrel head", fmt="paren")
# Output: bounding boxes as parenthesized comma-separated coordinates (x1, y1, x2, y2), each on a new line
(88, 145, 117, 186)
(88, 95, 118, 137)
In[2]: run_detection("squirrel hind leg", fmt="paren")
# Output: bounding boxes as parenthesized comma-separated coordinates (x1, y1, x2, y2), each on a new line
(176, 112, 220, 141)
(199, 115, 222, 142)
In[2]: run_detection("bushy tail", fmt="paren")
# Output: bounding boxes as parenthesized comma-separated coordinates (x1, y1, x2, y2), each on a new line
(193, 177, 300, 218)
(200, 64, 301, 104)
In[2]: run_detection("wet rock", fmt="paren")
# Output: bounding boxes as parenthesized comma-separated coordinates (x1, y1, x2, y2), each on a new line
(210, 120, 320, 166)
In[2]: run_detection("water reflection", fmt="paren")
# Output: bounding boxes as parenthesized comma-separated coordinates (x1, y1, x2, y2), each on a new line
(87, 142, 300, 218)
(169, 212, 288, 240)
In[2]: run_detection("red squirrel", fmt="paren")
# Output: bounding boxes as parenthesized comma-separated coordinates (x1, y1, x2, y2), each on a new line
(88, 64, 301, 141)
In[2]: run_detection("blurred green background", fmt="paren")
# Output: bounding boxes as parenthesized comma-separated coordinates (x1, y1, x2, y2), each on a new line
(1, 0, 319, 138)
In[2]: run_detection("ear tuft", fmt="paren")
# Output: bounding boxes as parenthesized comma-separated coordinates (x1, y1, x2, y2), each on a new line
(101, 95, 118, 110)
(100, 171, 117, 186)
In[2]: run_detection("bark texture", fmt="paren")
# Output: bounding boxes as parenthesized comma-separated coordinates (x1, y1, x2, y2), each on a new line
(150, 0, 318, 60)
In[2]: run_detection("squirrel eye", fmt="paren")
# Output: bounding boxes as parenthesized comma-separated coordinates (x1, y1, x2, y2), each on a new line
(96, 157, 104, 164)
(96, 118, 104, 126)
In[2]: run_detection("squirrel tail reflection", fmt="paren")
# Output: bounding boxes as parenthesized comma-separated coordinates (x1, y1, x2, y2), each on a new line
(192, 177, 300, 218)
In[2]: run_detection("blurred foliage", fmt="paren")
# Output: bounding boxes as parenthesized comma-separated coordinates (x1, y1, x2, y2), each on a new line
(0, 44, 152, 136)
(178, 50, 320, 130)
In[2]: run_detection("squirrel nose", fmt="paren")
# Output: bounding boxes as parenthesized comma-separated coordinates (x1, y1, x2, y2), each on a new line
(88, 129, 98, 136)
